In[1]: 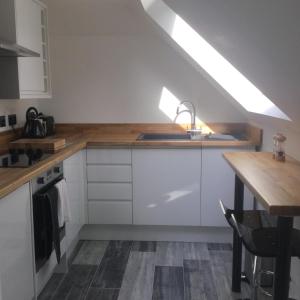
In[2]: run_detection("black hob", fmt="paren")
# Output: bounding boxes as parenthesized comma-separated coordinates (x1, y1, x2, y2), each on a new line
(0, 149, 52, 168)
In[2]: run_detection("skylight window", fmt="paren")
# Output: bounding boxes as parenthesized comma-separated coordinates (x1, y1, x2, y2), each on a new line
(140, 0, 290, 121)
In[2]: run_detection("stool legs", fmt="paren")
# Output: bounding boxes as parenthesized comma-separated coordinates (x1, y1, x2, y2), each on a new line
(273, 216, 293, 300)
(251, 256, 258, 300)
(232, 175, 244, 292)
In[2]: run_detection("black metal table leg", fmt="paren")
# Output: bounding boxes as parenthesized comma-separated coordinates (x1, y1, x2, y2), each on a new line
(273, 216, 293, 300)
(232, 175, 244, 292)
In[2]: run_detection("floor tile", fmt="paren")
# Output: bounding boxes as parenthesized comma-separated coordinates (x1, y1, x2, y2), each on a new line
(152, 266, 184, 300)
(183, 260, 205, 300)
(72, 240, 108, 265)
(183, 242, 210, 261)
(118, 252, 156, 300)
(207, 243, 232, 251)
(37, 240, 251, 300)
(38, 273, 65, 300)
(52, 265, 97, 300)
(85, 288, 119, 300)
(155, 242, 184, 266)
(91, 241, 133, 289)
(208, 249, 249, 300)
(132, 241, 157, 252)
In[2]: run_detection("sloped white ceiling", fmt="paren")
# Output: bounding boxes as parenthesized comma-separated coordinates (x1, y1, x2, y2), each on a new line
(140, 0, 300, 129)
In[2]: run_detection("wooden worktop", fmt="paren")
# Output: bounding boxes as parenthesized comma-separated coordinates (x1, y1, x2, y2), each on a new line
(0, 123, 261, 199)
(223, 152, 300, 216)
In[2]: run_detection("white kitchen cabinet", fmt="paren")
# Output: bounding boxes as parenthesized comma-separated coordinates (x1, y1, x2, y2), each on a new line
(63, 150, 86, 250)
(87, 149, 133, 225)
(16, 0, 51, 98)
(132, 149, 202, 226)
(88, 201, 132, 224)
(87, 149, 131, 164)
(88, 183, 132, 200)
(87, 165, 132, 182)
(0, 183, 35, 300)
(201, 147, 254, 227)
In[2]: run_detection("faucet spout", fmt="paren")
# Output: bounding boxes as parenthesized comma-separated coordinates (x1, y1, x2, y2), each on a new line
(175, 101, 196, 131)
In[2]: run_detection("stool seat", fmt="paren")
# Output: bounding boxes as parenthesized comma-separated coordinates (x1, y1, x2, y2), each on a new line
(219, 199, 298, 300)
(219, 200, 275, 231)
(234, 223, 300, 258)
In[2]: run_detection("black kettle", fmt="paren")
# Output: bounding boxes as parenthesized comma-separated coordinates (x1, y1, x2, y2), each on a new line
(23, 107, 47, 138)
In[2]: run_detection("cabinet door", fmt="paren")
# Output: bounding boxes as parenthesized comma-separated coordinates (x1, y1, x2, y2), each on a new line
(201, 147, 254, 227)
(0, 183, 35, 300)
(15, 0, 45, 93)
(64, 150, 86, 249)
(132, 149, 201, 226)
(87, 149, 131, 164)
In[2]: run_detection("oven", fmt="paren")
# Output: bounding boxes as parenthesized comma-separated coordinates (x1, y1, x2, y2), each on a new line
(31, 162, 68, 294)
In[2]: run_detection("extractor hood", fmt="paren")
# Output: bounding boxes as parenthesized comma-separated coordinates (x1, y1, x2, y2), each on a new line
(0, 39, 40, 57)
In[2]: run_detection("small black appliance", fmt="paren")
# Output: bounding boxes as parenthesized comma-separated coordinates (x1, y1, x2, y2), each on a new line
(23, 107, 55, 138)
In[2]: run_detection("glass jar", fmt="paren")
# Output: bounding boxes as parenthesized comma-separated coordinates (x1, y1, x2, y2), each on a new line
(273, 133, 286, 162)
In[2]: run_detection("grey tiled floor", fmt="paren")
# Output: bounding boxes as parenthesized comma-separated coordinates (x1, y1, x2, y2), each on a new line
(38, 241, 251, 300)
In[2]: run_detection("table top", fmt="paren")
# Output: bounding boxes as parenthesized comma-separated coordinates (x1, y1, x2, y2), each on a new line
(223, 152, 300, 216)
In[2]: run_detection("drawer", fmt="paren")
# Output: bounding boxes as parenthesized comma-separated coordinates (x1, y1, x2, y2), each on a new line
(88, 183, 132, 200)
(88, 201, 132, 224)
(87, 165, 132, 182)
(87, 149, 131, 164)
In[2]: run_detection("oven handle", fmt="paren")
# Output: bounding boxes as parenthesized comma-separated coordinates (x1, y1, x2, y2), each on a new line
(33, 174, 64, 197)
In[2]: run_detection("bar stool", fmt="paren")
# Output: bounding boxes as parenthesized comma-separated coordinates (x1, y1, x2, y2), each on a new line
(219, 200, 300, 300)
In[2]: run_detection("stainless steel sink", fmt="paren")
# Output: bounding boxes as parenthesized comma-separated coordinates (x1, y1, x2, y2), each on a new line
(137, 133, 191, 140)
(137, 132, 237, 141)
(203, 134, 236, 141)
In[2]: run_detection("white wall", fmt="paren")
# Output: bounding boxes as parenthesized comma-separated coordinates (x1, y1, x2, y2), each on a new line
(165, 0, 300, 131)
(38, 0, 246, 124)
(0, 99, 42, 133)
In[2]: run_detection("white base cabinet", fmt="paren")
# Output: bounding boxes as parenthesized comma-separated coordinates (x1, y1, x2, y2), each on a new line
(63, 150, 86, 250)
(132, 149, 202, 226)
(87, 149, 133, 225)
(201, 147, 254, 227)
(0, 183, 35, 300)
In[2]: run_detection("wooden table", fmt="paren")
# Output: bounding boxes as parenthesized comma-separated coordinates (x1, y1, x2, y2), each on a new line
(223, 152, 300, 300)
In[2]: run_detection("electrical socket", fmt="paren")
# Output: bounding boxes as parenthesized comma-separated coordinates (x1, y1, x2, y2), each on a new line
(8, 114, 17, 126)
(0, 116, 6, 127)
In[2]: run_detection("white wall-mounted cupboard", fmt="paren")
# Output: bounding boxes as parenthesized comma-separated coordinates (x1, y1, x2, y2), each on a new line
(0, 183, 35, 300)
(63, 150, 86, 252)
(132, 149, 202, 226)
(0, 0, 51, 99)
(16, 0, 51, 98)
(87, 149, 133, 224)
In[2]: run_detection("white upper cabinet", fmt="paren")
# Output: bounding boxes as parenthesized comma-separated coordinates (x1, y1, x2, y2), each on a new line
(16, 0, 51, 98)
(0, 183, 35, 300)
(132, 149, 202, 226)
(201, 147, 254, 227)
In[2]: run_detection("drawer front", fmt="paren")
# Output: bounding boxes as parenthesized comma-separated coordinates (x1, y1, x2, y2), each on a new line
(88, 201, 132, 224)
(87, 149, 131, 164)
(88, 183, 132, 200)
(87, 165, 132, 182)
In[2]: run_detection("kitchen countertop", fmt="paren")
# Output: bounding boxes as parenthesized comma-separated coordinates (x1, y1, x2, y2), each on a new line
(224, 151, 300, 216)
(0, 123, 261, 199)
(86, 132, 257, 148)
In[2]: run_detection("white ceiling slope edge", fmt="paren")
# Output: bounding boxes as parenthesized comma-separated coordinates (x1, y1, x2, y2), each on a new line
(139, 0, 290, 121)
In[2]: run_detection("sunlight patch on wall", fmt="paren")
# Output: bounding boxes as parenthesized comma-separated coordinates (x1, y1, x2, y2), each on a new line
(140, 0, 291, 121)
(159, 87, 213, 133)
